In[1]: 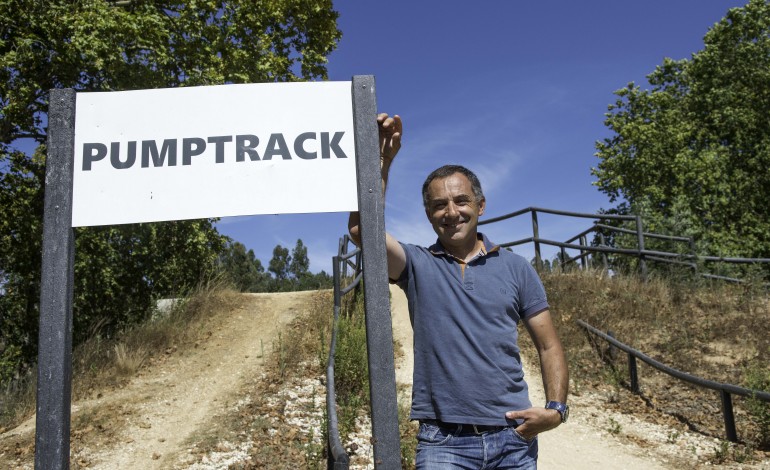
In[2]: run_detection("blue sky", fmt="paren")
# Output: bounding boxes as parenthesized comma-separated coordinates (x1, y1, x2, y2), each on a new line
(217, 1, 748, 272)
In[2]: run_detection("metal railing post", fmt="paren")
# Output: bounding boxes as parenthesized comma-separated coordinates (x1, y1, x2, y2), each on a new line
(341, 238, 349, 279)
(326, 255, 350, 469)
(628, 354, 639, 394)
(689, 236, 697, 274)
(599, 233, 609, 271)
(578, 320, 770, 443)
(635, 215, 647, 281)
(532, 209, 542, 271)
(333, 256, 342, 308)
(720, 390, 738, 443)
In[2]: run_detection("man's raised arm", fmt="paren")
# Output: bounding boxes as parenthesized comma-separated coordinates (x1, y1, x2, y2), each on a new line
(348, 113, 406, 281)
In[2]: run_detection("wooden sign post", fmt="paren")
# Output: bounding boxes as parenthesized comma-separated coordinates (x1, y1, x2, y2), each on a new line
(37, 76, 401, 469)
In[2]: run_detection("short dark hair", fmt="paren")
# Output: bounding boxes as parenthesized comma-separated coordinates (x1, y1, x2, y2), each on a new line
(422, 165, 485, 209)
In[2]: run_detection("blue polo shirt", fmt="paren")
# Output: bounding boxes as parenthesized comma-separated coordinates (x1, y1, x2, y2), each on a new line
(396, 233, 549, 426)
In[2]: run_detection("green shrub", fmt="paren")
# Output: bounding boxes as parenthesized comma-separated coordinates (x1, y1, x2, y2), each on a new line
(743, 361, 770, 447)
(333, 296, 370, 438)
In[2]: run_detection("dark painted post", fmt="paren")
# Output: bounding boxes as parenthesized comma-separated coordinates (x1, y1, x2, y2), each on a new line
(689, 236, 698, 275)
(531, 209, 542, 271)
(599, 232, 609, 271)
(628, 354, 639, 394)
(327, 256, 350, 469)
(635, 215, 647, 281)
(35, 88, 77, 470)
(340, 237, 349, 279)
(720, 390, 738, 442)
(351, 76, 401, 469)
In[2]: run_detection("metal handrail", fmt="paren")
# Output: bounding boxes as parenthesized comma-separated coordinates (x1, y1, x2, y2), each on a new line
(326, 298, 349, 469)
(577, 319, 770, 442)
(593, 223, 692, 243)
(480, 206, 637, 224)
(326, 235, 362, 469)
(479, 206, 770, 283)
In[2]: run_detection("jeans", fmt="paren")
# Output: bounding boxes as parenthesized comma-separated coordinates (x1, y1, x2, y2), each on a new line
(415, 422, 538, 469)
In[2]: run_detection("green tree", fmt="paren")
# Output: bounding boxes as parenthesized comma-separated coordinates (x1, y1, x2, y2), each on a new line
(0, 148, 44, 379)
(0, 0, 341, 381)
(592, 0, 770, 260)
(268, 245, 291, 282)
(1, 0, 341, 143)
(219, 241, 268, 292)
(72, 220, 228, 342)
(1, 146, 229, 376)
(297, 270, 333, 291)
(289, 239, 310, 280)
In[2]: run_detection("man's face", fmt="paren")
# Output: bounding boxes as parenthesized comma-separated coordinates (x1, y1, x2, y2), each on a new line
(425, 173, 485, 251)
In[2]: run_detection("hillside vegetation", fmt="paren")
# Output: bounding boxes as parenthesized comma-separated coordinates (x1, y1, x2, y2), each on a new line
(539, 270, 770, 456)
(181, 269, 770, 467)
(1, 269, 768, 468)
(224, 268, 770, 467)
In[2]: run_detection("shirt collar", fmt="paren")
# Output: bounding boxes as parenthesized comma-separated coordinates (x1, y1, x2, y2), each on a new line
(428, 232, 500, 258)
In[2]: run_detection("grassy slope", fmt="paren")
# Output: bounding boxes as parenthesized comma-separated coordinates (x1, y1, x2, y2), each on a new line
(237, 270, 770, 467)
(538, 270, 770, 452)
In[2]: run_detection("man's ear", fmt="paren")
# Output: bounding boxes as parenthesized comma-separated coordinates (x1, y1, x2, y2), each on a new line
(478, 198, 486, 216)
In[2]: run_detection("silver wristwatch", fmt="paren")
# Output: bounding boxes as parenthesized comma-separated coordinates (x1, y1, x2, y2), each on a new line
(545, 401, 569, 423)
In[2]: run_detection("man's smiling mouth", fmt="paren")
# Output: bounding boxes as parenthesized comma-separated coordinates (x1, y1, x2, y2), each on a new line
(442, 220, 467, 229)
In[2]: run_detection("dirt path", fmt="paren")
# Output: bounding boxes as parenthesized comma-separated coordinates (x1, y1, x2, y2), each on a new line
(1, 291, 314, 469)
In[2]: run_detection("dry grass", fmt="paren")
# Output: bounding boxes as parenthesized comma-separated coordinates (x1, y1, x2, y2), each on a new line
(71, 275, 241, 400)
(185, 289, 383, 468)
(112, 343, 147, 376)
(0, 275, 241, 431)
(187, 290, 336, 468)
(226, 270, 770, 467)
(0, 370, 36, 433)
(534, 268, 770, 457)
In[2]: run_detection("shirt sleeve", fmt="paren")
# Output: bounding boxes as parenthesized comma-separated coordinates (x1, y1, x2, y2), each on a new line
(518, 260, 549, 318)
(394, 241, 412, 286)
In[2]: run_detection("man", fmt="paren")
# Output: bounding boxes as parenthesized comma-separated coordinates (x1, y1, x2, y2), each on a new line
(349, 114, 568, 469)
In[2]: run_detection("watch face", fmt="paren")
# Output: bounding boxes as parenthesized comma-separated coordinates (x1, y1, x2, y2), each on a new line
(546, 401, 569, 423)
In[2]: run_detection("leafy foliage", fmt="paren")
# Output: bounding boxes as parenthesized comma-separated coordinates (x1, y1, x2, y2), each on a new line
(592, 0, 770, 260)
(289, 239, 310, 279)
(219, 239, 332, 293)
(744, 361, 770, 447)
(0, 146, 228, 379)
(0, 0, 341, 144)
(268, 245, 292, 281)
(0, 149, 44, 381)
(0, 0, 341, 383)
(72, 220, 227, 343)
(218, 241, 270, 292)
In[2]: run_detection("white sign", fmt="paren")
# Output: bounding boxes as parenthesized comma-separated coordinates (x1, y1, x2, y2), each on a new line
(72, 82, 358, 227)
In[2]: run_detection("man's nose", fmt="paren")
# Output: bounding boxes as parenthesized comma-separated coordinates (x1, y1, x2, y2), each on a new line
(445, 202, 459, 217)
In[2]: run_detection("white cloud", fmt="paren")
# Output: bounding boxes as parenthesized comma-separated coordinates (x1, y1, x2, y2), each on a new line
(306, 240, 339, 274)
(387, 209, 437, 247)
